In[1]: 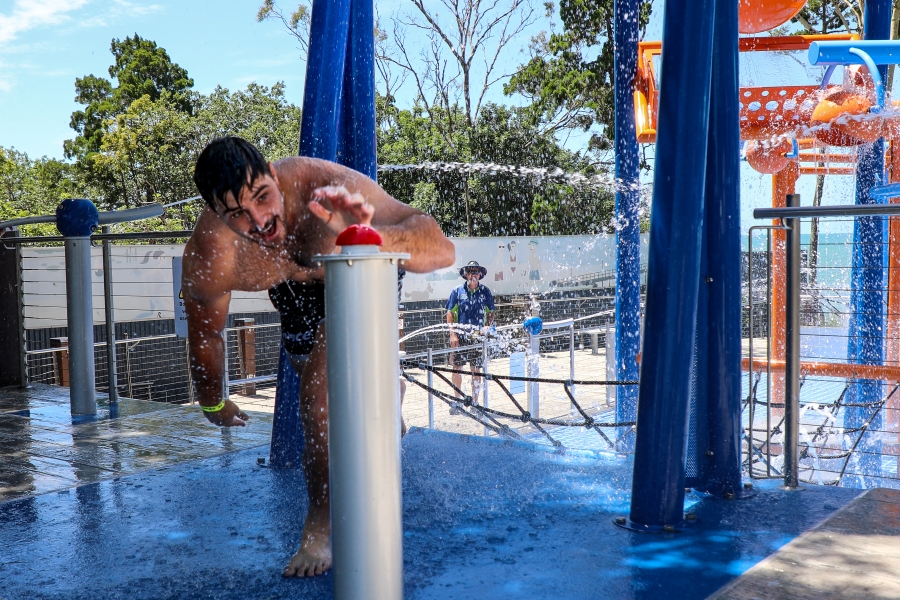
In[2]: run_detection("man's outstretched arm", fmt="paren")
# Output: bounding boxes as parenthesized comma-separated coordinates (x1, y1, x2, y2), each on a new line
(184, 288, 249, 427)
(303, 166, 455, 273)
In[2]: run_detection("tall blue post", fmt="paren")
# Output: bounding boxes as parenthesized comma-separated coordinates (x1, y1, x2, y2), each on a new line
(336, 0, 377, 180)
(845, 0, 892, 484)
(270, 0, 353, 467)
(626, 0, 716, 529)
(613, 0, 641, 451)
(697, 0, 743, 496)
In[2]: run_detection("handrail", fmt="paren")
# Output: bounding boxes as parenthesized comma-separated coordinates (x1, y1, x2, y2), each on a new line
(754, 204, 900, 219)
(1, 230, 195, 244)
(398, 309, 614, 344)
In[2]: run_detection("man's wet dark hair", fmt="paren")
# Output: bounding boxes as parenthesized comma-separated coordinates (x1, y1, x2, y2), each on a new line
(193, 136, 270, 211)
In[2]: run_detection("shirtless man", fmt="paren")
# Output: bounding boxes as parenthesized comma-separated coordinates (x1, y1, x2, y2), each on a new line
(182, 136, 454, 578)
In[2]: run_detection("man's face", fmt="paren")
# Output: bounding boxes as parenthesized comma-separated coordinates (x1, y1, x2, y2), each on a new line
(466, 269, 481, 288)
(216, 166, 286, 247)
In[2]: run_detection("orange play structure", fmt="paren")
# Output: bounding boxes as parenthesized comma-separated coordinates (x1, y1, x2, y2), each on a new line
(634, 11, 900, 431)
(739, 0, 807, 35)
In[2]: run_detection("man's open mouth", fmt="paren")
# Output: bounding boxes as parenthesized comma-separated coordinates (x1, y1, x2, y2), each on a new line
(254, 220, 278, 241)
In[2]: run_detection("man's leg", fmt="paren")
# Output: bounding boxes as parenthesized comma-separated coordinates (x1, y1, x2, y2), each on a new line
(450, 350, 463, 393)
(471, 363, 482, 401)
(283, 323, 332, 578)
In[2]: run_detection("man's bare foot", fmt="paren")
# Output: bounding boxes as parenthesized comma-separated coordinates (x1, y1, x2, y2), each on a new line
(283, 508, 332, 577)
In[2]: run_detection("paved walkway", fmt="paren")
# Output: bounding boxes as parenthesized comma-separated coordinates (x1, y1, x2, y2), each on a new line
(711, 488, 900, 599)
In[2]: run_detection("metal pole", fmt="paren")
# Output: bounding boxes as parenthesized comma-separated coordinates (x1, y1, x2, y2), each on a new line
(784, 194, 802, 489)
(16, 243, 26, 388)
(569, 323, 576, 414)
(125, 335, 133, 398)
(482, 335, 489, 437)
(102, 226, 118, 402)
(613, 0, 642, 453)
(528, 332, 540, 419)
(64, 237, 97, 415)
(427, 348, 434, 429)
(606, 321, 616, 406)
(320, 244, 405, 600)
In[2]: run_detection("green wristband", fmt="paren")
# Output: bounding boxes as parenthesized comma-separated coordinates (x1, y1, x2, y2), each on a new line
(201, 400, 226, 413)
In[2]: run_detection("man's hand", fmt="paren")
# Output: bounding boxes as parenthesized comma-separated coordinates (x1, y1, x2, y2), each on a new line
(309, 185, 374, 236)
(202, 400, 250, 427)
(449, 332, 459, 348)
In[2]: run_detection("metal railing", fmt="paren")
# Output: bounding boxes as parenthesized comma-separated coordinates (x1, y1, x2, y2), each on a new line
(25, 323, 282, 403)
(399, 309, 628, 448)
(749, 198, 900, 489)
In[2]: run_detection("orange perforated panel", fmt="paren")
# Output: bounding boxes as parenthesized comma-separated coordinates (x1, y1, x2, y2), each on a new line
(739, 86, 818, 140)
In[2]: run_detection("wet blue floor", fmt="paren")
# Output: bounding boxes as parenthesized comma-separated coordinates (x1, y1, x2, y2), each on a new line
(0, 424, 863, 600)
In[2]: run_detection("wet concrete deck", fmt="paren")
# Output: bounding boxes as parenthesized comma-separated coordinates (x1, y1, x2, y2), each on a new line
(0, 383, 893, 599)
(0, 384, 273, 502)
(711, 487, 900, 599)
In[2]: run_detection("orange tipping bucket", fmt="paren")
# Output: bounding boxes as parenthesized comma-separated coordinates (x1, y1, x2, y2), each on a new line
(745, 139, 795, 174)
(739, 0, 807, 35)
(810, 88, 870, 146)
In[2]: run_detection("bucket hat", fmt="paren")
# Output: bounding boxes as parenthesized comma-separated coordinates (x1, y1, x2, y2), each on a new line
(459, 260, 487, 279)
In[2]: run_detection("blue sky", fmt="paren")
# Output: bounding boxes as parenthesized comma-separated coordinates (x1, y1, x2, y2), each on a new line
(0, 1, 868, 237)
(0, 0, 321, 159)
(0, 0, 552, 160)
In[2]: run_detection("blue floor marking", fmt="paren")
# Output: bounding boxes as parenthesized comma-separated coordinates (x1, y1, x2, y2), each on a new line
(0, 426, 862, 599)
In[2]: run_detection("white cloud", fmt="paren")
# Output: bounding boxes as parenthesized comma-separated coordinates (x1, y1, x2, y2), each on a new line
(0, 0, 91, 46)
(112, 0, 163, 17)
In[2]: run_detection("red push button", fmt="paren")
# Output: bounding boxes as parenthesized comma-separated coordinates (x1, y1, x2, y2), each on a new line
(336, 224, 383, 246)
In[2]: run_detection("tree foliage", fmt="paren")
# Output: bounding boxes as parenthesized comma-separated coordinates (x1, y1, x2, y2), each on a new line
(792, 0, 860, 34)
(5, 25, 618, 238)
(0, 147, 88, 236)
(505, 0, 652, 155)
(377, 98, 613, 236)
(66, 34, 194, 160)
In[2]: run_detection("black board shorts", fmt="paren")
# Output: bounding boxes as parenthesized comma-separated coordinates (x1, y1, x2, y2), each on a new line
(269, 270, 405, 356)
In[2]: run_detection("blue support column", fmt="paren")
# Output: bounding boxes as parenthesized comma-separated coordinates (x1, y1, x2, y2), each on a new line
(699, 0, 743, 496)
(336, 0, 377, 180)
(270, 0, 352, 467)
(613, 0, 641, 451)
(627, 0, 716, 529)
(845, 0, 891, 484)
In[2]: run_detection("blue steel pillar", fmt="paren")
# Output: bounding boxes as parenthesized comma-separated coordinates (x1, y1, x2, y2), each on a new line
(626, 0, 716, 529)
(697, 0, 743, 496)
(613, 0, 641, 451)
(270, 0, 353, 467)
(845, 0, 892, 484)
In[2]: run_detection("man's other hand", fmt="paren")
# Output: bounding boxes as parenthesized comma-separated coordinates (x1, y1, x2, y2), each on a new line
(202, 400, 250, 427)
(309, 185, 374, 236)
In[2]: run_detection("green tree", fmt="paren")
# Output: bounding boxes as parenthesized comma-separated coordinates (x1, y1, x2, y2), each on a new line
(0, 147, 89, 236)
(505, 0, 653, 155)
(195, 82, 302, 161)
(66, 34, 194, 160)
(89, 83, 302, 231)
(377, 98, 613, 236)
